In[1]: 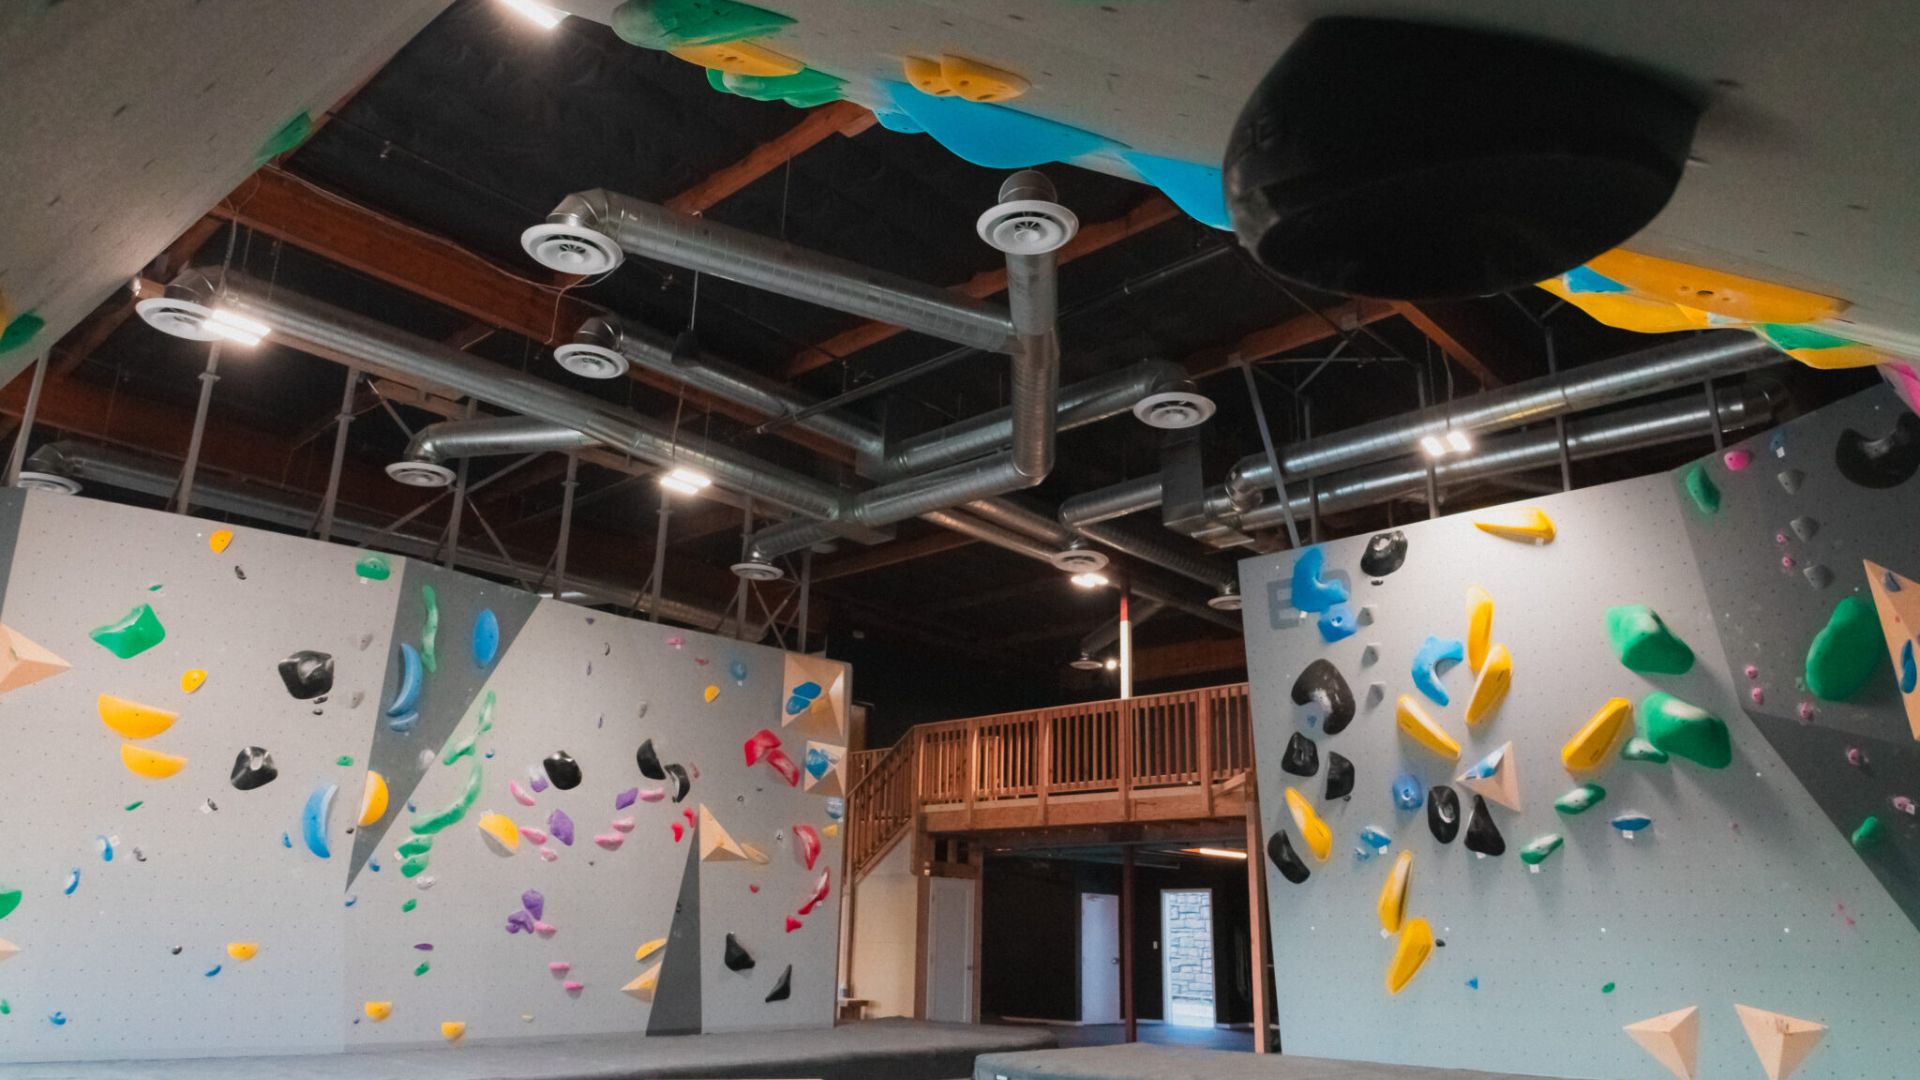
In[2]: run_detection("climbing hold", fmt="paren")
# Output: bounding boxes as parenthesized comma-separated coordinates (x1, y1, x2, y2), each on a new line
(1625, 1005, 1700, 1080)
(511, 780, 537, 807)
(90, 603, 167, 659)
(518, 827, 548, 845)
(613, 787, 639, 812)
(354, 555, 391, 581)
(1426, 786, 1460, 844)
(179, 669, 206, 694)
(1850, 815, 1885, 850)
(386, 644, 423, 722)
(1621, 735, 1669, 763)
(797, 868, 832, 916)
(766, 963, 793, 1003)
(548, 810, 575, 846)
(1456, 742, 1521, 811)
(1282, 732, 1320, 777)
(277, 650, 334, 700)
(1465, 587, 1494, 673)
(226, 942, 259, 962)
(1377, 850, 1412, 935)
(0, 623, 70, 695)
(208, 529, 235, 554)
(472, 609, 499, 668)
(97, 694, 178, 740)
(761, 751, 798, 788)
(793, 824, 822, 870)
(1683, 463, 1721, 515)
(1284, 787, 1332, 862)
(1734, 1003, 1827, 1080)
(1360, 530, 1408, 578)
(1472, 507, 1555, 544)
(120, 743, 187, 779)
(398, 837, 432, 857)
(1317, 604, 1358, 643)
(1464, 643, 1512, 726)
(1610, 812, 1653, 838)
(1394, 695, 1461, 760)
(609, 0, 793, 50)
(1606, 605, 1695, 675)
(1325, 752, 1355, 800)
(1519, 834, 1563, 868)
(744, 728, 782, 766)
(1863, 560, 1920, 737)
(0, 890, 21, 921)
(477, 813, 520, 856)
(1360, 826, 1393, 850)
(302, 784, 338, 858)
(623, 963, 662, 1003)
(63, 869, 79, 896)
(1807, 594, 1885, 700)
(1777, 468, 1804, 494)
(784, 915, 803, 932)
(1393, 773, 1424, 810)
(1555, 783, 1607, 815)
(1289, 546, 1348, 612)
(1803, 564, 1834, 590)
(1643, 692, 1732, 768)
(1411, 636, 1465, 706)
(1562, 697, 1634, 771)
(698, 805, 748, 862)
(940, 55, 1031, 103)
(1266, 830, 1310, 884)
(549, 961, 571, 975)
(363, 1001, 391, 1022)
(636, 740, 666, 779)
(633, 938, 666, 963)
(352, 771, 390, 829)
(1833, 412, 1920, 489)
(1463, 795, 1505, 857)
(1724, 448, 1753, 471)
(411, 761, 485, 836)
(1290, 659, 1355, 735)
(1788, 515, 1820, 542)
(543, 751, 583, 790)
(1892, 795, 1915, 816)
(1385, 917, 1433, 995)
(441, 1021, 466, 1042)
(723, 933, 755, 972)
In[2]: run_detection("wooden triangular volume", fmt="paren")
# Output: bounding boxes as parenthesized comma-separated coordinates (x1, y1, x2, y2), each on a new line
(1863, 559, 1920, 741)
(623, 961, 662, 1003)
(698, 804, 748, 862)
(1624, 1005, 1700, 1080)
(0, 623, 71, 696)
(1734, 1004, 1827, 1080)
(1457, 741, 1522, 811)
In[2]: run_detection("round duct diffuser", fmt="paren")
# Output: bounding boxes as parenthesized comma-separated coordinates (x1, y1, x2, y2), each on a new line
(15, 471, 81, 495)
(135, 297, 220, 341)
(385, 460, 457, 488)
(730, 560, 785, 582)
(1133, 390, 1216, 430)
(1048, 546, 1110, 574)
(554, 340, 629, 380)
(1207, 586, 1244, 612)
(1224, 17, 1699, 300)
(521, 222, 624, 275)
(977, 200, 1080, 255)
(1069, 654, 1106, 672)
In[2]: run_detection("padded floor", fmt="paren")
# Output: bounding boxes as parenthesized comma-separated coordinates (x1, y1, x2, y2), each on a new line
(0, 1019, 1055, 1080)
(973, 1045, 1559, 1080)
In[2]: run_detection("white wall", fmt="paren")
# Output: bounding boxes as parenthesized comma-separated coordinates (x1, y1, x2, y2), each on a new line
(846, 838, 918, 1018)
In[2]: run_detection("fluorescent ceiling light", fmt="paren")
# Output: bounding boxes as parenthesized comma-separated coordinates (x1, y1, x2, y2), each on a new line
(1446, 429, 1472, 453)
(1183, 847, 1248, 860)
(499, 0, 566, 29)
(1070, 571, 1110, 589)
(658, 466, 712, 495)
(1419, 434, 1447, 458)
(204, 307, 270, 347)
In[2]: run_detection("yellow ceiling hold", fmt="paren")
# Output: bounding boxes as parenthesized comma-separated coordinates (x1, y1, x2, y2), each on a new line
(670, 40, 802, 78)
(903, 55, 1030, 103)
(903, 56, 953, 97)
(1586, 249, 1846, 326)
(98, 694, 178, 739)
(120, 742, 188, 779)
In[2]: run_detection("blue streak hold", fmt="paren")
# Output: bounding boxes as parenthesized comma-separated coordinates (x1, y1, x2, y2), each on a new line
(281, 832, 292, 849)
(204, 965, 221, 978)
(98, 835, 114, 863)
(302, 783, 338, 859)
(386, 642, 422, 719)
(1317, 603, 1358, 643)
(1900, 639, 1916, 694)
(63, 869, 80, 895)
(472, 609, 499, 668)
(1412, 635, 1466, 706)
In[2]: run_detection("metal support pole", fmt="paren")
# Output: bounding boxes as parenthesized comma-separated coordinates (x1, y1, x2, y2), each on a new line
(647, 503, 673, 622)
(1417, 370, 1439, 518)
(1545, 325, 1572, 492)
(797, 549, 813, 655)
(1304, 398, 1320, 544)
(175, 341, 223, 515)
(5, 350, 50, 487)
(440, 400, 476, 569)
(1703, 378, 1725, 451)
(554, 452, 578, 597)
(316, 364, 358, 542)
(1118, 585, 1134, 701)
(1238, 358, 1304, 549)
(1121, 844, 1137, 1044)
(733, 498, 754, 639)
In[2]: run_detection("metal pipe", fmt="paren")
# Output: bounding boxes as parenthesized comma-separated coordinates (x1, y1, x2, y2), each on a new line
(1238, 357, 1302, 548)
(1059, 475, 1165, 529)
(175, 342, 222, 515)
(555, 452, 578, 597)
(647, 504, 672, 623)
(316, 365, 357, 542)
(1076, 520, 1235, 591)
(545, 189, 1015, 352)
(1118, 588, 1134, 700)
(1081, 599, 1163, 657)
(405, 415, 600, 464)
(5, 350, 48, 486)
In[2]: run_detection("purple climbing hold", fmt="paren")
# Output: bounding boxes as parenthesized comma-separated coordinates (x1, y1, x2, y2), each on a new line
(614, 787, 639, 811)
(522, 890, 544, 920)
(506, 910, 535, 935)
(548, 810, 574, 847)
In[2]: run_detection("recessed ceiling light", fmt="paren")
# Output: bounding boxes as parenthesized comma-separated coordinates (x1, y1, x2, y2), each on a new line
(499, 0, 566, 29)
(659, 466, 712, 495)
(1070, 571, 1110, 589)
(1419, 434, 1447, 458)
(1446, 429, 1472, 453)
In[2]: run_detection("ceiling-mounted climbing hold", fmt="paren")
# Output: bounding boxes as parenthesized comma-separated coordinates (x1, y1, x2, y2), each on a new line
(1282, 732, 1320, 777)
(1464, 795, 1505, 857)
(1325, 752, 1355, 800)
(1411, 635, 1465, 706)
(671, 39, 802, 77)
(1465, 587, 1493, 673)
(1395, 695, 1461, 760)
(1266, 829, 1310, 884)
(1385, 917, 1434, 995)
(1457, 742, 1521, 811)
(1625, 1006, 1700, 1080)
(1643, 693, 1731, 768)
(1285, 787, 1332, 862)
(1554, 783, 1607, 815)
(1606, 605, 1695, 674)
(1465, 644, 1512, 726)
(1834, 412, 1919, 489)
(120, 742, 187, 780)
(1377, 850, 1412, 935)
(1472, 508, 1556, 545)
(1562, 697, 1633, 772)
(1360, 530, 1407, 579)
(1290, 546, 1347, 613)
(1290, 658, 1354, 734)
(1426, 786, 1460, 844)
(98, 694, 178, 740)
(358, 771, 389, 827)
(1734, 1003, 1827, 1080)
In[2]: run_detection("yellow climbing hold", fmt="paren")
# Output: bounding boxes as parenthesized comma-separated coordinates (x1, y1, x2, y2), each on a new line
(1465, 643, 1512, 726)
(358, 771, 390, 828)
(938, 55, 1030, 103)
(1377, 850, 1412, 936)
(704, 685, 720, 703)
(179, 669, 207, 694)
(98, 694, 179, 739)
(1385, 917, 1434, 995)
(903, 56, 954, 96)
(823, 822, 839, 838)
(119, 742, 187, 779)
(623, 963, 662, 1003)
(476, 812, 520, 855)
(670, 40, 802, 77)
(1473, 507, 1555, 545)
(1284, 786, 1332, 862)
(363, 1001, 392, 1022)
(225, 942, 259, 962)
(208, 529, 234, 554)
(1465, 586, 1493, 673)
(1585, 249, 1845, 326)
(634, 937, 667, 963)
(440, 1021, 466, 1042)
(1562, 697, 1633, 772)
(1394, 695, 1461, 760)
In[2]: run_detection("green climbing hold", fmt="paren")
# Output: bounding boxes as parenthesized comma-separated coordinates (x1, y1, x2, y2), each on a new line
(1620, 735, 1669, 763)
(1851, 815, 1886, 850)
(1642, 692, 1731, 769)
(0, 311, 46, 355)
(1806, 595, 1886, 700)
(1760, 323, 1855, 351)
(124, 801, 143, 812)
(0, 888, 20, 921)
(1519, 834, 1564, 866)
(90, 603, 167, 659)
(414, 961, 430, 977)
(354, 555, 392, 581)
(0, 998, 9, 1014)
(1605, 605, 1695, 674)
(1682, 462, 1720, 514)
(707, 66, 844, 108)
(409, 761, 483, 835)
(400, 855, 430, 878)
(1554, 783, 1607, 815)
(610, 0, 793, 50)
(1601, 982, 1616, 994)
(396, 837, 433, 858)
(401, 898, 417, 913)
(441, 691, 495, 766)
(420, 585, 439, 675)
(336, 756, 354, 767)
(254, 111, 312, 164)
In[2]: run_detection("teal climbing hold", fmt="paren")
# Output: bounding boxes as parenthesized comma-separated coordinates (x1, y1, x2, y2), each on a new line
(1620, 735, 1669, 764)
(1519, 834, 1564, 866)
(254, 111, 312, 165)
(880, 81, 1114, 170)
(90, 604, 167, 659)
(708, 67, 843, 108)
(1851, 815, 1886, 850)
(1683, 462, 1720, 514)
(1605, 604, 1695, 674)
(0, 311, 46, 355)
(1554, 783, 1607, 815)
(1411, 635, 1465, 705)
(1901, 639, 1916, 693)
(1642, 692, 1731, 769)
(1289, 545, 1347, 613)
(1806, 595, 1886, 700)
(1119, 151, 1229, 229)
(610, 0, 793, 50)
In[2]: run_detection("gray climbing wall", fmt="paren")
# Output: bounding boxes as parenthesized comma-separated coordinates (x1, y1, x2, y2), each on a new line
(1242, 415, 1920, 1078)
(0, 492, 847, 1063)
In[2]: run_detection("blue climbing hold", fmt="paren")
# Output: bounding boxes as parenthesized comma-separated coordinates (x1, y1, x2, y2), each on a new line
(387, 711, 419, 734)
(472, 609, 499, 668)
(63, 869, 80, 896)
(1392, 773, 1424, 810)
(204, 965, 221, 978)
(1467, 977, 1480, 990)
(880, 82, 1115, 170)
(1901, 639, 1916, 694)
(805, 745, 832, 780)
(50, 1011, 68, 1026)
(1290, 546, 1348, 613)
(825, 797, 845, 821)
(1559, 265, 1629, 294)
(387, 642, 422, 718)
(302, 784, 338, 859)
(1360, 825, 1393, 849)
(281, 831, 292, 849)
(785, 679, 823, 717)
(1412, 636, 1466, 706)
(1119, 151, 1229, 229)
(1317, 603, 1358, 643)
(1610, 812, 1653, 835)
(729, 659, 748, 684)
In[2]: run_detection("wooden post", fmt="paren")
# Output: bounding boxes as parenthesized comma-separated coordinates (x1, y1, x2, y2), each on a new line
(965, 720, 980, 828)
(1121, 844, 1137, 1043)
(1036, 713, 1053, 825)
(1245, 780, 1273, 1053)
(1197, 690, 1215, 817)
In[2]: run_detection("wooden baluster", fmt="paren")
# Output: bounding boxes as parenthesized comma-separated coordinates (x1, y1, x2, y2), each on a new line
(1037, 712, 1052, 824)
(1198, 690, 1215, 817)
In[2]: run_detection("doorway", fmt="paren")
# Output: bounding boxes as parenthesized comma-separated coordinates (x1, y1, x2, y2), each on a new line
(926, 876, 976, 1022)
(1079, 892, 1121, 1024)
(1160, 888, 1215, 1027)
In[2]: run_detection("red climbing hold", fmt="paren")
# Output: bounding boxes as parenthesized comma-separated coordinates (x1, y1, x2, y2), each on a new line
(671, 822, 684, 843)
(785, 916, 802, 933)
(793, 824, 821, 870)
(765, 749, 801, 787)
(797, 868, 831, 916)
(743, 728, 782, 766)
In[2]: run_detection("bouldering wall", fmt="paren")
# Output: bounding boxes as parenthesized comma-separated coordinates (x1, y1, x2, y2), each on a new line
(0, 489, 846, 1062)
(1242, 387, 1920, 1080)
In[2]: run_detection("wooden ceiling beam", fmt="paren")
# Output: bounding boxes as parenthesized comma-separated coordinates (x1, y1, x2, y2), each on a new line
(1183, 297, 1398, 379)
(809, 529, 977, 583)
(666, 100, 874, 216)
(1133, 636, 1247, 681)
(1391, 302, 1505, 388)
(785, 194, 1182, 378)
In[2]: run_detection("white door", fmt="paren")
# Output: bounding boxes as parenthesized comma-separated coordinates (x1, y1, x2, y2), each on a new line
(1080, 892, 1122, 1024)
(926, 876, 975, 1023)
(1160, 889, 1216, 1027)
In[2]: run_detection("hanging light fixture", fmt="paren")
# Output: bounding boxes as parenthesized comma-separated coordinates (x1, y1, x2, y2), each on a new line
(1070, 570, 1110, 589)
(202, 308, 271, 347)
(658, 466, 711, 496)
(499, 0, 566, 29)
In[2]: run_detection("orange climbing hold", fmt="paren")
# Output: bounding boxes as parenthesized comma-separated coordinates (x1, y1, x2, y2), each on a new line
(670, 40, 802, 77)
(208, 529, 234, 554)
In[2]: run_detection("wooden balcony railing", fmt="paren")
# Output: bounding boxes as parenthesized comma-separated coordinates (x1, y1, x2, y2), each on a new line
(844, 682, 1253, 880)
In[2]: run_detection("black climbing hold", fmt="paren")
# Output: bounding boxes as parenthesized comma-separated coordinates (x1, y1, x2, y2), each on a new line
(724, 933, 755, 972)
(1464, 794, 1505, 856)
(765, 964, 792, 1003)
(1360, 530, 1408, 578)
(665, 763, 692, 803)
(1427, 785, 1460, 844)
(1266, 829, 1311, 884)
(543, 751, 583, 791)
(636, 739, 666, 780)
(1835, 413, 1920, 489)
(1282, 732, 1320, 777)
(1324, 751, 1355, 800)
(276, 650, 333, 700)
(1291, 658, 1355, 735)
(229, 746, 278, 791)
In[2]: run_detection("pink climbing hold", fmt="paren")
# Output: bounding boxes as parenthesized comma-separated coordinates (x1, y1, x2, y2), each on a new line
(1893, 796, 1916, 816)
(1781, 555, 1796, 570)
(1846, 746, 1867, 767)
(785, 916, 802, 933)
(510, 780, 537, 807)
(563, 981, 584, 993)
(682, 808, 696, 826)
(1723, 448, 1752, 471)
(750, 884, 760, 893)
(534, 921, 556, 937)
(549, 962, 570, 974)
(671, 822, 685, 843)
(519, 827, 549, 845)
(1750, 687, 1765, 705)
(1744, 664, 1759, 680)
(611, 817, 636, 833)
(797, 868, 831, 916)
(764, 749, 801, 787)
(1797, 700, 1817, 722)
(538, 847, 558, 862)
(666, 635, 684, 649)
(1775, 532, 1789, 544)
(593, 833, 624, 851)
(635, 786, 666, 802)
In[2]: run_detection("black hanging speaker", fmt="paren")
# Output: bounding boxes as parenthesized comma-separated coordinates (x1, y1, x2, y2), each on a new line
(1224, 18, 1702, 301)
